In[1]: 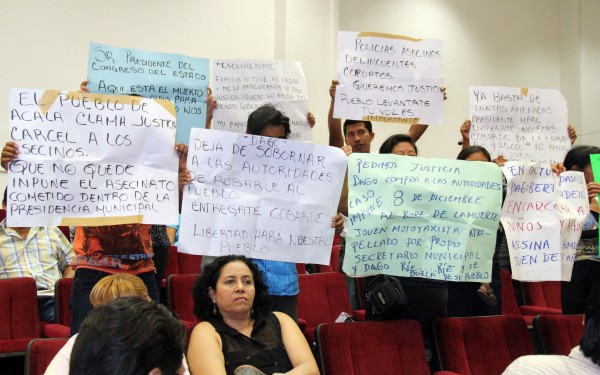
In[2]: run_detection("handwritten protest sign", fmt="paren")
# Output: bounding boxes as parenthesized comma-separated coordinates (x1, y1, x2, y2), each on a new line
(343, 154, 502, 281)
(178, 129, 347, 264)
(87, 42, 209, 144)
(7, 88, 179, 227)
(501, 162, 588, 281)
(469, 86, 569, 164)
(211, 60, 311, 141)
(334, 31, 444, 125)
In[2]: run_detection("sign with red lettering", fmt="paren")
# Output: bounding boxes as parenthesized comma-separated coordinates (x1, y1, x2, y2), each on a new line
(501, 161, 588, 281)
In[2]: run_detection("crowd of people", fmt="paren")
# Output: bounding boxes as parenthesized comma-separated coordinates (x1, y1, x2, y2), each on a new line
(0, 76, 599, 374)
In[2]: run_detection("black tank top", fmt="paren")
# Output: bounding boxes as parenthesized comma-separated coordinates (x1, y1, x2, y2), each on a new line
(209, 313, 293, 375)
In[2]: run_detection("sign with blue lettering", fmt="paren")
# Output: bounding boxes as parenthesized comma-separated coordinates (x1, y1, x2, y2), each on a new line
(87, 42, 209, 144)
(501, 161, 589, 281)
(343, 154, 502, 282)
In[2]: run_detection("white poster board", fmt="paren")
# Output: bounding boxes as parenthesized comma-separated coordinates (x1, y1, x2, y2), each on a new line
(501, 162, 588, 281)
(178, 129, 347, 264)
(212, 60, 311, 141)
(469, 86, 569, 164)
(7, 89, 179, 227)
(334, 31, 444, 124)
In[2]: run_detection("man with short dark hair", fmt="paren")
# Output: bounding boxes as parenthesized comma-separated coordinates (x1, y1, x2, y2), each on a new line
(70, 297, 185, 375)
(0, 187, 75, 322)
(503, 282, 600, 374)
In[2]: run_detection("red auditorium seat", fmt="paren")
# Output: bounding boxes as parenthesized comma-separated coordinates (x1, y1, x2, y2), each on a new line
(519, 280, 562, 315)
(25, 338, 68, 375)
(42, 278, 73, 338)
(161, 245, 180, 288)
(313, 244, 341, 273)
(166, 274, 199, 332)
(434, 315, 534, 375)
(533, 314, 585, 355)
(297, 273, 365, 345)
(0, 277, 41, 356)
(500, 269, 535, 325)
(317, 320, 459, 375)
(177, 252, 202, 274)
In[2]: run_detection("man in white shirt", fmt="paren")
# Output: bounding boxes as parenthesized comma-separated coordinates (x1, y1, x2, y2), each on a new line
(503, 282, 600, 374)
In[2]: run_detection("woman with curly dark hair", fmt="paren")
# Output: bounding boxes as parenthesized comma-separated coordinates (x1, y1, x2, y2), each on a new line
(187, 255, 318, 375)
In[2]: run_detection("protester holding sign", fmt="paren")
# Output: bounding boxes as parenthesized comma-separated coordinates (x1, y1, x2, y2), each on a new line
(447, 145, 501, 317)
(559, 145, 600, 314)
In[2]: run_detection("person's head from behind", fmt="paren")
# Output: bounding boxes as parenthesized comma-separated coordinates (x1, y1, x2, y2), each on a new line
(246, 104, 290, 139)
(70, 297, 185, 375)
(581, 282, 600, 365)
(193, 255, 270, 322)
(89, 273, 150, 307)
(563, 145, 600, 184)
(344, 120, 374, 153)
(457, 145, 492, 162)
(379, 134, 418, 156)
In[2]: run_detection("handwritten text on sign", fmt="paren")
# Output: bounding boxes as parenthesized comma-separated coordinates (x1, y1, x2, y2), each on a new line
(469, 86, 569, 164)
(178, 129, 347, 264)
(8, 89, 179, 227)
(343, 154, 502, 281)
(87, 42, 210, 144)
(334, 31, 444, 124)
(501, 162, 588, 281)
(212, 60, 311, 141)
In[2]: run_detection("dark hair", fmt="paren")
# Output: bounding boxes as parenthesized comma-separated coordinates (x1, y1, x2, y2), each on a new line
(378, 134, 418, 155)
(2, 187, 6, 207)
(581, 282, 600, 365)
(193, 255, 270, 321)
(70, 297, 185, 375)
(343, 120, 373, 136)
(246, 105, 291, 138)
(456, 145, 492, 162)
(563, 145, 600, 171)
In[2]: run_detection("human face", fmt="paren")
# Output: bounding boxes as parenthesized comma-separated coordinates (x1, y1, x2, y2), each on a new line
(583, 164, 595, 185)
(260, 123, 287, 139)
(209, 261, 256, 319)
(465, 151, 489, 162)
(391, 141, 417, 156)
(345, 123, 374, 153)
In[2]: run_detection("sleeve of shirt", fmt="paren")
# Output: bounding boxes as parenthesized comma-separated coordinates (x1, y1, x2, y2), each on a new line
(52, 227, 76, 272)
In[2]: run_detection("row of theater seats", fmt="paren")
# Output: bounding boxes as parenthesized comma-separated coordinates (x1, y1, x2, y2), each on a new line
(0, 244, 577, 374)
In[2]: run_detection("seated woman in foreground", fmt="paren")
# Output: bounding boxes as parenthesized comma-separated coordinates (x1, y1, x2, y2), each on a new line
(187, 255, 319, 375)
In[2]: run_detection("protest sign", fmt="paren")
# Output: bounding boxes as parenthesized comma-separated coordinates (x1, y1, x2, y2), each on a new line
(469, 86, 569, 164)
(178, 128, 347, 264)
(211, 60, 311, 141)
(501, 161, 588, 281)
(592, 154, 600, 184)
(342, 154, 502, 281)
(87, 42, 209, 144)
(7, 88, 179, 227)
(334, 31, 444, 125)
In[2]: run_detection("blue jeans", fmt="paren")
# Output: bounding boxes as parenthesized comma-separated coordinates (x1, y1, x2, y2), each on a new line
(70, 268, 159, 335)
(38, 296, 55, 323)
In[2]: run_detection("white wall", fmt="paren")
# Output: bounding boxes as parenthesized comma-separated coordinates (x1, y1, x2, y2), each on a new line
(1, 0, 598, 195)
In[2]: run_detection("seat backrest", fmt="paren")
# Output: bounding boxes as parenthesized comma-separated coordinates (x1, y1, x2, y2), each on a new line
(314, 244, 341, 273)
(533, 314, 585, 355)
(0, 208, 6, 222)
(297, 273, 352, 333)
(0, 277, 40, 340)
(164, 245, 180, 280)
(434, 315, 533, 375)
(500, 269, 521, 315)
(521, 281, 561, 310)
(54, 278, 74, 327)
(166, 274, 199, 323)
(177, 252, 202, 275)
(316, 320, 430, 375)
(25, 338, 68, 375)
